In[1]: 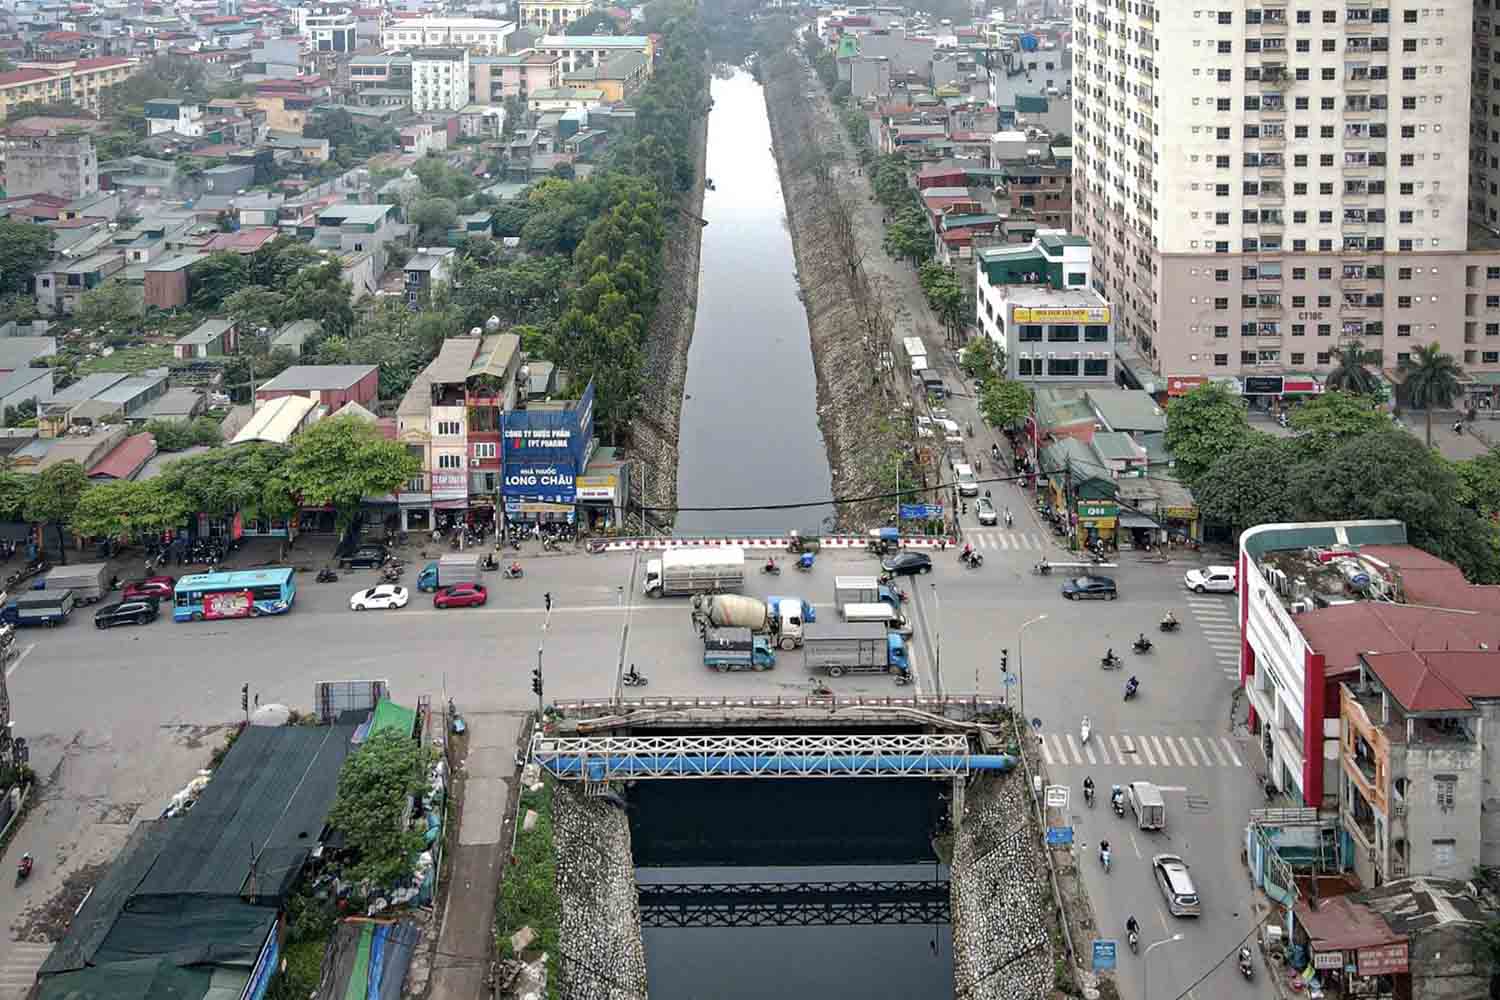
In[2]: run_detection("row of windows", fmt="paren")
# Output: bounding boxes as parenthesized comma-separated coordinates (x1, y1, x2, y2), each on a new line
(1015, 324, 1112, 343)
(1016, 358, 1112, 376)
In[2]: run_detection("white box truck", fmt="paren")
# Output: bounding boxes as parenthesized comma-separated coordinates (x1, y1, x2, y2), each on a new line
(644, 547, 745, 598)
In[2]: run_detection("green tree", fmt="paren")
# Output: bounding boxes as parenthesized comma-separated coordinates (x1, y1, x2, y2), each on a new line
(153, 444, 294, 522)
(69, 480, 191, 539)
(1287, 390, 1390, 451)
(1453, 450, 1500, 518)
(223, 286, 287, 336)
(1324, 341, 1382, 396)
(959, 334, 1000, 381)
(282, 261, 354, 339)
(882, 209, 932, 268)
(0, 219, 52, 297)
(566, 10, 617, 34)
(0, 472, 31, 520)
(978, 378, 1032, 430)
(73, 279, 143, 337)
(280, 416, 421, 533)
(189, 252, 251, 309)
(24, 461, 89, 563)
(873, 155, 914, 210)
(144, 416, 222, 452)
(1193, 435, 1304, 533)
(247, 237, 323, 288)
(327, 730, 436, 888)
(1401, 342, 1465, 447)
(1164, 383, 1257, 487)
(408, 197, 458, 241)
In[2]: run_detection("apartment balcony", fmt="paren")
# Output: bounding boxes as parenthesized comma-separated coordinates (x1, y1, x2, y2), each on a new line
(1257, 271, 1284, 288)
(1258, 16, 1288, 33)
(1257, 187, 1286, 203)
(1257, 133, 1287, 149)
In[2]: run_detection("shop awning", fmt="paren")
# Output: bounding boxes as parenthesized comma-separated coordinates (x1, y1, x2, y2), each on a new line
(1119, 513, 1158, 529)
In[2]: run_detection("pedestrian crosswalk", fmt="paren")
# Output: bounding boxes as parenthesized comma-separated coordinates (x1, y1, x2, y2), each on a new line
(1039, 731, 1246, 769)
(0, 941, 53, 999)
(1185, 594, 1241, 680)
(966, 531, 1047, 551)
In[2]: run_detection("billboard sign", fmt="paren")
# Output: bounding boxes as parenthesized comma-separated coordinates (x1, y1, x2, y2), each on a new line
(1013, 306, 1111, 324)
(501, 380, 595, 506)
(1357, 943, 1408, 976)
(503, 463, 575, 503)
(205, 591, 254, 620)
(575, 474, 617, 501)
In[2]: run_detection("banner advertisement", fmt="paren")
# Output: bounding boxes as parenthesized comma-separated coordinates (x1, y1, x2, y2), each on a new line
(1013, 306, 1111, 324)
(205, 591, 254, 620)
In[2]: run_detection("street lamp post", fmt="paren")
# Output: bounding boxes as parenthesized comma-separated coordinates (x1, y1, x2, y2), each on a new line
(1143, 933, 1184, 1000)
(1016, 614, 1047, 722)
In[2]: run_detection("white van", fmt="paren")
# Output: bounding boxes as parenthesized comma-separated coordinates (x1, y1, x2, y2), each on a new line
(841, 601, 913, 635)
(955, 463, 979, 496)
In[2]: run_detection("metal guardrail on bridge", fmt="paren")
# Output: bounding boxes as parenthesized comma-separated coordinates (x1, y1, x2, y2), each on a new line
(548, 694, 1010, 717)
(638, 879, 951, 928)
(530, 733, 1017, 781)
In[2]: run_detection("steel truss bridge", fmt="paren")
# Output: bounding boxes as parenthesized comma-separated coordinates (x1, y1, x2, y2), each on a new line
(637, 879, 951, 928)
(529, 733, 1017, 782)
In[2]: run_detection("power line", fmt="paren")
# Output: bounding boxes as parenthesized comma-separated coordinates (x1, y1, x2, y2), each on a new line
(633, 470, 1035, 514)
(1168, 924, 1261, 1000)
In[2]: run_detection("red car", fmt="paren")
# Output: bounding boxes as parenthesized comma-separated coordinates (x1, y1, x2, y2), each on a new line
(434, 583, 487, 609)
(123, 575, 175, 601)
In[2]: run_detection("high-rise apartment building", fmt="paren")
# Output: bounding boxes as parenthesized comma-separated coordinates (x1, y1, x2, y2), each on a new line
(1072, 0, 1500, 388)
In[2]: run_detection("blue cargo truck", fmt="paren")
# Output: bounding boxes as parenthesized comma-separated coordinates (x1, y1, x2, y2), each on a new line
(702, 626, 777, 672)
(801, 622, 910, 680)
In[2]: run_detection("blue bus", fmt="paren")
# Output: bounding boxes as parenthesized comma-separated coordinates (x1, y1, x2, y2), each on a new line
(173, 568, 297, 623)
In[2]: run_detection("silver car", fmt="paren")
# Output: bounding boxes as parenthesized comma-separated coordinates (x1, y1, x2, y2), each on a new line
(976, 497, 997, 525)
(1152, 854, 1201, 916)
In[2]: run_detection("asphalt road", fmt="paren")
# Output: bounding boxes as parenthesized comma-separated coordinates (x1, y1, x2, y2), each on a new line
(1, 538, 1269, 999)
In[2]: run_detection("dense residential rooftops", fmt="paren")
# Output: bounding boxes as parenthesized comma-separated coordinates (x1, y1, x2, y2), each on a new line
(231, 394, 319, 445)
(257, 365, 376, 392)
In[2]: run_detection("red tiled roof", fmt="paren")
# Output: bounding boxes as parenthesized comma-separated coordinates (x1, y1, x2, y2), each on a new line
(0, 68, 59, 86)
(1357, 543, 1500, 614)
(1294, 895, 1401, 952)
(1295, 602, 1500, 673)
(205, 227, 278, 253)
(1361, 649, 1500, 712)
(89, 432, 157, 481)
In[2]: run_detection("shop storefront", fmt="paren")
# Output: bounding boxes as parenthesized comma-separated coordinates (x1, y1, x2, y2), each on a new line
(1165, 375, 1206, 398)
(1075, 499, 1117, 550)
(501, 381, 594, 535)
(576, 473, 619, 530)
(1160, 504, 1199, 544)
(1293, 893, 1410, 999)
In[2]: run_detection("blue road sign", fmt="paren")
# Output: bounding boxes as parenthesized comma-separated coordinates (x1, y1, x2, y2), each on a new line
(1003, 673, 1018, 686)
(1092, 940, 1118, 972)
(899, 504, 946, 520)
(1045, 826, 1074, 846)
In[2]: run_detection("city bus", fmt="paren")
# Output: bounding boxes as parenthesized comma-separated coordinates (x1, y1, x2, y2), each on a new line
(172, 568, 297, 623)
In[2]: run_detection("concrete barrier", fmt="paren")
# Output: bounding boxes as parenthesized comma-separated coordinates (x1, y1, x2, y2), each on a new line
(596, 535, 957, 552)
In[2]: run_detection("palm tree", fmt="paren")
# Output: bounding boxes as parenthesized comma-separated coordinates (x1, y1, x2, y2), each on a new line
(1325, 341, 1381, 395)
(1400, 342, 1465, 447)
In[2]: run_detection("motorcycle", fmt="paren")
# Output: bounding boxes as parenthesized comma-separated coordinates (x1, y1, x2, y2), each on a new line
(1088, 550, 1107, 565)
(1083, 783, 1095, 807)
(622, 665, 649, 688)
(1127, 927, 1140, 954)
(315, 568, 338, 583)
(1132, 636, 1153, 654)
(1080, 715, 1092, 745)
(1238, 948, 1255, 980)
(1124, 677, 1140, 701)
(795, 553, 815, 572)
(542, 537, 559, 552)
(1159, 614, 1179, 633)
(1032, 560, 1052, 576)
(1003, 511, 1013, 529)
(381, 566, 402, 583)
(503, 563, 524, 580)
(1100, 846, 1112, 873)
(961, 550, 983, 569)
(480, 553, 499, 571)
(1100, 652, 1122, 670)
(1110, 786, 1124, 817)
(761, 560, 782, 576)
(15, 853, 31, 885)
(991, 443, 1001, 461)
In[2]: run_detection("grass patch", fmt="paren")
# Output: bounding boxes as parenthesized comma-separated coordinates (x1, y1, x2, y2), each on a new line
(77, 344, 175, 374)
(495, 777, 559, 1000)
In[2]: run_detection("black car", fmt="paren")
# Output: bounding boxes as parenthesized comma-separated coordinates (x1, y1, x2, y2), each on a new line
(94, 598, 159, 628)
(1062, 575, 1118, 600)
(881, 552, 933, 576)
(338, 545, 389, 569)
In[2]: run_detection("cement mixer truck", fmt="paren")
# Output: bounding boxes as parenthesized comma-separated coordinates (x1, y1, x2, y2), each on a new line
(689, 593, 815, 650)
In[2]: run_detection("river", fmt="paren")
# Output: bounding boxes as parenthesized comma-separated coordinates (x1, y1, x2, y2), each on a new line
(672, 67, 835, 537)
(632, 778, 954, 1000)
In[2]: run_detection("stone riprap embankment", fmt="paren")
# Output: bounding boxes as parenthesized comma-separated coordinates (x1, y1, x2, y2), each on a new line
(950, 770, 1056, 1000)
(624, 110, 708, 528)
(552, 786, 649, 1000)
(762, 54, 909, 530)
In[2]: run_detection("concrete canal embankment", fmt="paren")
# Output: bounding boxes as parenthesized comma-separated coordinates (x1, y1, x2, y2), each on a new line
(761, 56, 907, 531)
(626, 110, 709, 527)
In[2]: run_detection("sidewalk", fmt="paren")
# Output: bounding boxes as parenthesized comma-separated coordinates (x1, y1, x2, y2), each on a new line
(428, 709, 525, 1000)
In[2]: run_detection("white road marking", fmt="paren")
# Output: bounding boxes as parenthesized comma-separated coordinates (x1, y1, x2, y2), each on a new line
(1207, 738, 1230, 766)
(4, 643, 35, 679)
(1220, 737, 1243, 767)
(1164, 738, 1186, 767)
(1193, 737, 1215, 766)
(1128, 830, 1143, 859)
(1051, 733, 1067, 765)
(1084, 742, 1097, 765)
(1177, 738, 1199, 766)
(1155, 785, 1187, 792)
(1066, 733, 1083, 765)
(1110, 734, 1128, 762)
(1138, 736, 1158, 767)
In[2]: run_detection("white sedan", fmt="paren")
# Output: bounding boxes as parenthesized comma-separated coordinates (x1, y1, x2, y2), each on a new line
(349, 584, 410, 611)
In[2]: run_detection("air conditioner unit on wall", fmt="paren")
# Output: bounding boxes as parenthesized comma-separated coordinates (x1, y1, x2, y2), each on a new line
(470, 457, 479, 466)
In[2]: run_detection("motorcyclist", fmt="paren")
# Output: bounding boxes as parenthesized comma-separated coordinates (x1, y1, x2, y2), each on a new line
(1099, 839, 1111, 867)
(991, 442, 1000, 460)
(1083, 775, 1095, 803)
(1110, 785, 1123, 808)
(1104, 647, 1117, 665)
(765, 557, 778, 573)
(1136, 631, 1151, 649)
(962, 542, 973, 561)
(1126, 915, 1139, 937)
(1126, 675, 1140, 697)
(18, 852, 32, 876)
(1004, 507, 1013, 527)
(508, 561, 523, 576)
(1161, 610, 1177, 628)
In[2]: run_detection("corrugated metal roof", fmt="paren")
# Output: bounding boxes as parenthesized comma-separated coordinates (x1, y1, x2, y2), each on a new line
(258, 364, 375, 393)
(231, 394, 318, 445)
(424, 337, 481, 386)
(88, 432, 157, 480)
